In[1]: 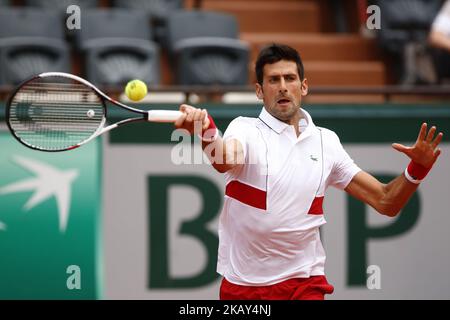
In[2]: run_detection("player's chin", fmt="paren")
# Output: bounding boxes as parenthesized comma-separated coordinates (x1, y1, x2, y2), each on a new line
(275, 102, 295, 113)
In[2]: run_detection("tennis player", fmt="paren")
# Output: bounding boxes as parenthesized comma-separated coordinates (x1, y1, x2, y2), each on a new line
(174, 44, 443, 300)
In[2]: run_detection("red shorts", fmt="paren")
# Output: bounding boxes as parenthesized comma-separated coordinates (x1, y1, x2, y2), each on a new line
(220, 276, 334, 300)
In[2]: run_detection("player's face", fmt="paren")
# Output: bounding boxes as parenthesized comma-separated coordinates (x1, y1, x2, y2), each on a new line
(256, 60, 308, 123)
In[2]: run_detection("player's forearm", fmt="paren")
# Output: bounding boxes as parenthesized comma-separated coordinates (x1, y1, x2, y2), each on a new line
(378, 174, 419, 217)
(202, 137, 243, 173)
(380, 158, 436, 216)
(350, 169, 421, 217)
(429, 30, 450, 52)
(202, 136, 229, 173)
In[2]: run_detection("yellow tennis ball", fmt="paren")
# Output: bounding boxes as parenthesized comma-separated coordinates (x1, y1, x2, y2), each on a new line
(125, 80, 148, 101)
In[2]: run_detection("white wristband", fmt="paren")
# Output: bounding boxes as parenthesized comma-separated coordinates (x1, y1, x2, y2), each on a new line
(404, 167, 421, 184)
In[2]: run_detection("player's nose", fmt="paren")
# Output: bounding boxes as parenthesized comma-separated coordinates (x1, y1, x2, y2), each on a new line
(279, 78, 288, 92)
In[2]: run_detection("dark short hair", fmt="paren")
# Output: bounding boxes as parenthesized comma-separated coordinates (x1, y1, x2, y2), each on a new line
(255, 44, 305, 85)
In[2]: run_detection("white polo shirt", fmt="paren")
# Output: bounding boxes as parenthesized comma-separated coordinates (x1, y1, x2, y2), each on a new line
(432, 0, 450, 36)
(217, 107, 361, 286)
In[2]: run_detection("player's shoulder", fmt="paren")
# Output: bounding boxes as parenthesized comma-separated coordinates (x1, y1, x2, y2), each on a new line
(231, 116, 258, 124)
(316, 126, 347, 156)
(316, 126, 341, 141)
(223, 116, 258, 137)
(226, 116, 259, 129)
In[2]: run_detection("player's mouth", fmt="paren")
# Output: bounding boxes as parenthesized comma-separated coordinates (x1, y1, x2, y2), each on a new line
(277, 98, 291, 106)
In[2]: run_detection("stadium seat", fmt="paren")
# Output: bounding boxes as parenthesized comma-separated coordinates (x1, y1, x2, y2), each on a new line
(77, 9, 160, 86)
(374, 0, 442, 84)
(0, 8, 70, 85)
(24, 0, 99, 11)
(113, 0, 183, 44)
(167, 10, 250, 85)
(24, 0, 100, 41)
(200, 0, 321, 33)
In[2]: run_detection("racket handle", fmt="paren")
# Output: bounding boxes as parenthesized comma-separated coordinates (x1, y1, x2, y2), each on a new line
(147, 110, 183, 122)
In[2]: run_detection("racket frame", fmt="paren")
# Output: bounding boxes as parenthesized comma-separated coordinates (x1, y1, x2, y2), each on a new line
(6, 72, 180, 152)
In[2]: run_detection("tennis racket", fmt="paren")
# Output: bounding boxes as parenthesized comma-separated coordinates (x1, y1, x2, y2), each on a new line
(5, 72, 182, 152)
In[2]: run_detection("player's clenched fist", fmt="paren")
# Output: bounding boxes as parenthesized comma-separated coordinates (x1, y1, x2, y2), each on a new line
(175, 104, 211, 135)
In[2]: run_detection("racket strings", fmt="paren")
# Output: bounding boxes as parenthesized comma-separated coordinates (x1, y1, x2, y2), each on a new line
(8, 77, 105, 151)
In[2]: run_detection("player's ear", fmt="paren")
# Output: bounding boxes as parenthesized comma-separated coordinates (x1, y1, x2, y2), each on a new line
(301, 78, 308, 96)
(255, 83, 264, 100)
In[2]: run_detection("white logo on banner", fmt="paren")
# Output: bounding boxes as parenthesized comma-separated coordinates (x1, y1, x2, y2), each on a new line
(0, 156, 78, 233)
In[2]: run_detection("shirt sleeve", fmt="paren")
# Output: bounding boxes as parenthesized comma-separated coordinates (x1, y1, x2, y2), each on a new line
(222, 117, 248, 161)
(432, 0, 450, 35)
(329, 133, 362, 190)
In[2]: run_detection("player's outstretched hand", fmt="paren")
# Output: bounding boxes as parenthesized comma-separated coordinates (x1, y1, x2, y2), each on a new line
(174, 104, 210, 135)
(392, 123, 443, 168)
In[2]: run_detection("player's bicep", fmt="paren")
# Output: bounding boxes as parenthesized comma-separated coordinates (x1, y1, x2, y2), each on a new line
(344, 171, 386, 209)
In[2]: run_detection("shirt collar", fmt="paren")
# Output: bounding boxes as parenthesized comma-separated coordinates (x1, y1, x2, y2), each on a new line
(258, 106, 315, 134)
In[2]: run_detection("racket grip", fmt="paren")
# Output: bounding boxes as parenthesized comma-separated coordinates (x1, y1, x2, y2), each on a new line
(147, 110, 183, 122)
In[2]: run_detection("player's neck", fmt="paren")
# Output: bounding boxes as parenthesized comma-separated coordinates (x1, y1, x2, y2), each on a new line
(286, 110, 303, 137)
